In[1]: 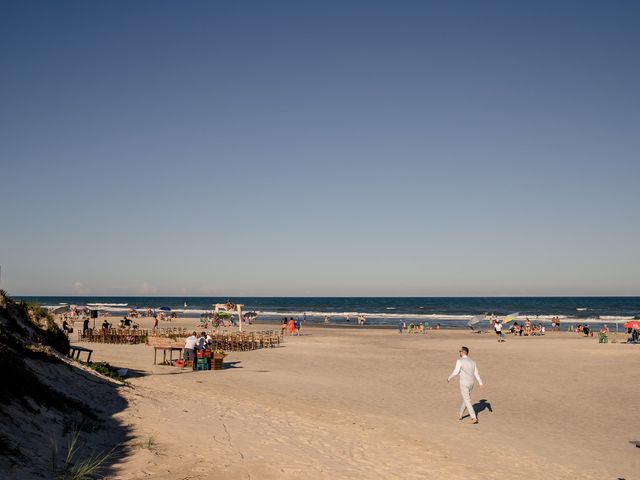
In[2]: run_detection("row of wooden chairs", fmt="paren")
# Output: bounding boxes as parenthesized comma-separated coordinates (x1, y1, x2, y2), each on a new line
(152, 327, 190, 337)
(208, 330, 282, 351)
(78, 327, 282, 350)
(79, 328, 150, 344)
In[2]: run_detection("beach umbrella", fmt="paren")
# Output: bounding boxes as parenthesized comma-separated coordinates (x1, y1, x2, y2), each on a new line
(623, 320, 640, 329)
(49, 305, 69, 314)
(159, 306, 171, 312)
(503, 312, 519, 323)
(467, 316, 482, 331)
(468, 316, 482, 327)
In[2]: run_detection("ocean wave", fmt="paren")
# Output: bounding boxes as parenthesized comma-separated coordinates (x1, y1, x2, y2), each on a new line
(258, 311, 477, 320)
(251, 311, 574, 321)
(44, 304, 628, 324)
(87, 303, 128, 307)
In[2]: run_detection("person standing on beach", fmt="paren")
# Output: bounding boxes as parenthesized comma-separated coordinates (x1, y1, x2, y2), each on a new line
(494, 320, 504, 342)
(184, 331, 198, 370)
(447, 346, 484, 424)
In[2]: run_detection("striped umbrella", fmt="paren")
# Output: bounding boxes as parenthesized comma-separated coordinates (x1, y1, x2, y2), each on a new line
(503, 312, 519, 323)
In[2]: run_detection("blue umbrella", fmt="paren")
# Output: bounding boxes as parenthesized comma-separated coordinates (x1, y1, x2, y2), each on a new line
(159, 306, 171, 312)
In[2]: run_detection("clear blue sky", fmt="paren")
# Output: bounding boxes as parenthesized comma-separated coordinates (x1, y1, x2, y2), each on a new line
(1, 1, 639, 296)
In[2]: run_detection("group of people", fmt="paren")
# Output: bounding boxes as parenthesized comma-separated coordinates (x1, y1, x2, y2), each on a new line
(574, 324, 593, 336)
(183, 331, 213, 370)
(484, 318, 547, 341)
(398, 321, 440, 333)
(508, 320, 545, 337)
(281, 318, 302, 335)
(407, 322, 428, 333)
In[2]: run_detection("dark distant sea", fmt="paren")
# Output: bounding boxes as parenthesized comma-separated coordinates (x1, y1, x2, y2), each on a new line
(16, 296, 640, 328)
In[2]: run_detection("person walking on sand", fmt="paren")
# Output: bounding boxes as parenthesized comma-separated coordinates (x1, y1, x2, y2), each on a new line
(447, 346, 484, 424)
(494, 319, 504, 342)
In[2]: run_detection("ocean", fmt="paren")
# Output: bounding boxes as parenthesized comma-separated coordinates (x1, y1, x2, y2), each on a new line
(17, 296, 640, 328)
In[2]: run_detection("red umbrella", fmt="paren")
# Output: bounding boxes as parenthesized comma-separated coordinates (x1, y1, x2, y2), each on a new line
(623, 320, 640, 329)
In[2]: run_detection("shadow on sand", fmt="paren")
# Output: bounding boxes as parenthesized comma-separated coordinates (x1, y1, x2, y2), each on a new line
(460, 399, 493, 420)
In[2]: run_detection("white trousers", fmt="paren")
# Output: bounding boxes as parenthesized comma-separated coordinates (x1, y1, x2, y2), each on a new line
(459, 382, 476, 419)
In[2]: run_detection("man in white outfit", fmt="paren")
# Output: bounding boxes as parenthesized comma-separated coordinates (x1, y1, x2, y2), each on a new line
(447, 346, 484, 424)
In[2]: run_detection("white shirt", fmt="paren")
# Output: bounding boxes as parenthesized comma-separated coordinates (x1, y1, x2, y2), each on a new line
(495, 322, 502, 332)
(184, 335, 198, 349)
(448, 355, 483, 386)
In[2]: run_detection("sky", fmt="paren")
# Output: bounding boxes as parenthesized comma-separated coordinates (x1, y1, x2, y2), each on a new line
(1, 0, 639, 297)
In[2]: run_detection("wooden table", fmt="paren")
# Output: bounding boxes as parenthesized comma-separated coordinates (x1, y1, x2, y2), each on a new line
(153, 346, 183, 365)
(68, 345, 93, 362)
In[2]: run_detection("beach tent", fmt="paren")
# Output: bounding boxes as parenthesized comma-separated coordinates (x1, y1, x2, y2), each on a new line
(503, 312, 519, 323)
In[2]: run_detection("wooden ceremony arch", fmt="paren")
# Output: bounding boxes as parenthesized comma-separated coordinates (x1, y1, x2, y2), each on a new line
(213, 303, 244, 331)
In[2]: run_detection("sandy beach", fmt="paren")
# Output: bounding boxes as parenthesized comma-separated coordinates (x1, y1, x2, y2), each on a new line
(64, 316, 640, 480)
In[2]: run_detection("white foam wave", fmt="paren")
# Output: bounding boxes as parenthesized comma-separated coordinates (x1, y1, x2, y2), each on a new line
(49, 304, 628, 324)
(87, 303, 128, 307)
(257, 311, 479, 320)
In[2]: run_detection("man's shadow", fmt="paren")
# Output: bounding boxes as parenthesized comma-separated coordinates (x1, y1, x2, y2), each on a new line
(461, 399, 493, 419)
(475, 399, 493, 416)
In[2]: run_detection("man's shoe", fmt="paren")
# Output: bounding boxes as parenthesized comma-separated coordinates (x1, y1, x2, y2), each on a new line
(470, 418, 479, 424)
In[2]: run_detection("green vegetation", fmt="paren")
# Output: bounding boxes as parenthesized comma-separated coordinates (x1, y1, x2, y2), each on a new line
(82, 361, 127, 382)
(50, 430, 115, 480)
(23, 302, 70, 355)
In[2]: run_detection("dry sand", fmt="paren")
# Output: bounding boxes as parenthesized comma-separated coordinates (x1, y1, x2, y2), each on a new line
(70, 318, 639, 479)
